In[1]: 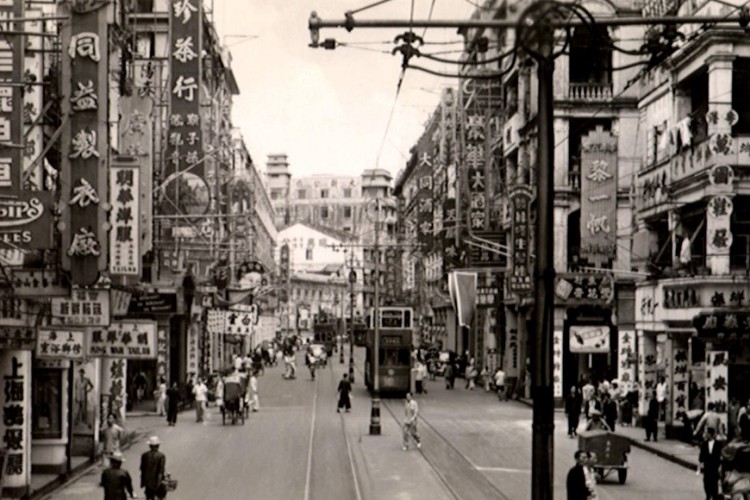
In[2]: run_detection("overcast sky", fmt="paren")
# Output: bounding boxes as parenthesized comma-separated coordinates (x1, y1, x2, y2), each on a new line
(213, 0, 476, 179)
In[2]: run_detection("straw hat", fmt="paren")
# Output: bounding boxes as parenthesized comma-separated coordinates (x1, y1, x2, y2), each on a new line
(110, 451, 125, 462)
(147, 436, 161, 447)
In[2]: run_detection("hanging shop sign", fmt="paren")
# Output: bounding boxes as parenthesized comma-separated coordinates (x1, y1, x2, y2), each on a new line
(0, 327, 35, 350)
(110, 289, 133, 316)
(694, 311, 750, 337)
(10, 269, 69, 297)
(119, 95, 154, 256)
(0, 0, 24, 192)
(617, 329, 636, 384)
(553, 330, 563, 398)
(109, 156, 141, 276)
(568, 325, 611, 353)
(0, 192, 53, 250)
(162, 0, 205, 217)
(23, 10, 44, 190)
(88, 320, 157, 358)
(51, 289, 110, 326)
(580, 126, 618, 264)
(470, 231, 506, 268)
(442, 198, 460, 271)
(554, 273, 615, 305)
(236, 260, 266, 289)
(59, 3, 109, 285)
(706, 351, 729, 421)
(416, 152, 434, 248)
(672, 345, 689, 421)
(508, 185, 533, 296)
(156, 327, 168, 380)
(1, 354, 30, 488)
(226, 304, 259, 335)
(127, 292, 177, 316)
(36, 328, 85, 360)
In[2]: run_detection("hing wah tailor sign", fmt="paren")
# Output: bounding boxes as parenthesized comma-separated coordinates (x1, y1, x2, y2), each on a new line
(580, 126, 618, 264)
(88, 321, 157, 359)
(59, 3, 110, 285)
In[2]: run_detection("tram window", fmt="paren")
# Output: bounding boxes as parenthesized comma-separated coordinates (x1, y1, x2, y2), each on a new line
(397, 348, 411, 364)
(379, 348, 412, 366)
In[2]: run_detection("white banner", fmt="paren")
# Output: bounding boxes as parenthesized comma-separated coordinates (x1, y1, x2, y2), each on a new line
(569, 325, 610, 353)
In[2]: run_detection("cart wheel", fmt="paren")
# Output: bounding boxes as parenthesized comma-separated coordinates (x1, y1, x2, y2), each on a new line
(618, 468, 627, 484)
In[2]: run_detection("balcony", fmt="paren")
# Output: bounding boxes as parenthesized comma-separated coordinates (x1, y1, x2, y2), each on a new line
(567, 83, 613, 102)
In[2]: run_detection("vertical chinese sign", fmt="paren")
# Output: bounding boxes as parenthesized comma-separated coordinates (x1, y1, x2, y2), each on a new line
(442, 198, 459, 272)
(0, 353, 31, 495)
(109, 157, 141, 276)
(706, 351, 729, 434)
(60, 3, 109, 286)
(508, 185, 533, 296)
(165, 0, 203, 181)
(23, 9, 43, 190)
(463, 82, 488, 234)
(580, 126, 617, 266)
(0, 0, 23, 192)
(416, 152, 434, 248)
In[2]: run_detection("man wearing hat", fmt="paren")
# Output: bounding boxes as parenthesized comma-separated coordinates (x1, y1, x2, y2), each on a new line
(584, 408, 612, 432)
(100, 451, 136, 500)
(140, 436, 166, 500)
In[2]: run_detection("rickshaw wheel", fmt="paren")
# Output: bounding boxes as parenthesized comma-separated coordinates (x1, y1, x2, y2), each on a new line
(617, 468, 627, 484)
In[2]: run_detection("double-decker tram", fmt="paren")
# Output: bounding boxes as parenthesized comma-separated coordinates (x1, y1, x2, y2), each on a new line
(364, 306, 413, 396)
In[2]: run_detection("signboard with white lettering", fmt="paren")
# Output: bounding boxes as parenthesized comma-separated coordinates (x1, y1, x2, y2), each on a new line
(0, 327, 35, 350)
(0, 0, 24, 192)
(580, 126, 617, 264)
(109, 156, 141, 276)
(51, 289, 110, 326)
(88, 321, 157, 359)
(36, 328, 85, 360)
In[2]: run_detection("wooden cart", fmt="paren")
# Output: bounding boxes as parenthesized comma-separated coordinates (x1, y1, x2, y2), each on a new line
(578, 430, 631, 484)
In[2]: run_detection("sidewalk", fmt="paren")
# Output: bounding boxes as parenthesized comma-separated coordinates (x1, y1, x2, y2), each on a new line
(518, 398, 700, 471)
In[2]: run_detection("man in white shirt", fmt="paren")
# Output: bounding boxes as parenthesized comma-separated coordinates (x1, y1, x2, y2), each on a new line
(402, 393, 422, 451)
(494, 368, 506, 401)
(192, 378, 208, 423)
(656, 376, 668, 422)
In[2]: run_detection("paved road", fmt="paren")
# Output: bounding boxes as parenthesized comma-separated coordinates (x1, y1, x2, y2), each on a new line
(44, 355, 358, 500)
(403, 379, 702, 499)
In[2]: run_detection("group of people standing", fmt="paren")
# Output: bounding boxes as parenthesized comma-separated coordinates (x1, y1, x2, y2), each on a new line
(565, 377, 641, 438)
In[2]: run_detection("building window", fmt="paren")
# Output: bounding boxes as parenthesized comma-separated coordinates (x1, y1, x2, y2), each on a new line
(33, 368, 63, 440)
(321, 206, 329, 219)
(343, 188, 352, 198)
(298, 189, 307, 199)
(344, 206, 352, 218)
(270, 189, 281, 200)
(306, 248, 313, 260)
(320, 189, 329, 198)
(343, 226, 351, 232)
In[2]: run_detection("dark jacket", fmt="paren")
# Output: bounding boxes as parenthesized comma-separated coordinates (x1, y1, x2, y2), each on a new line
(566, 463, 589, 500)
(699, 439, 723, 477)
(101, 467, 134, 500)
(140, 449, 166, 490)
(603, 399, 618, 423)
(565, 392, 582, 416)
(647, 398, 659, 420)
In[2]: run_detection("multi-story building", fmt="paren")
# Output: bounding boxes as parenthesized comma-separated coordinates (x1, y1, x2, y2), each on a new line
(632, 0, 750, 436)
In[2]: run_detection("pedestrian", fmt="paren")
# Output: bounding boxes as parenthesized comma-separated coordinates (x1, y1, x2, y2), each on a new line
(698, 427, 722, 500)
(645, 390, 659, 442)
(444, 361, 455, 390)
(581, 378, 595, 419)
(155, 377, 167, 417)
(415, 361, 425, 394)
(100, 451, 135, 500)
(602, 392, 618, 432)
(74, 368, 94, 428)
(192, 377, 208, 423)
(135, 371, 147, 403)
(566, 450, 590, 500)
(694, 402, 726, 441)
(99, 413, 124, 466)
(402, 392, 422, 451)
(248, 371, 260, 412)
(494, 368, 506, 401)
(166, 382, 180, 426)
(656, 376, 668, 421)
(565, 386, 582, 437)
(465, 358, 477, 390)
(140, 436, 166, 500)
(584, 408, 611, 432)
(337, 373, 352, 413)
(583, 452, 599, 499)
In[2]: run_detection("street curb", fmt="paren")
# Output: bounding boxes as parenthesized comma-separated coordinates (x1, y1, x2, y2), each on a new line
(32, 429, 147, 500)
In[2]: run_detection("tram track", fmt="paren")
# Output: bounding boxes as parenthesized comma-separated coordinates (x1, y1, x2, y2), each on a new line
(328, 360, 364, 500)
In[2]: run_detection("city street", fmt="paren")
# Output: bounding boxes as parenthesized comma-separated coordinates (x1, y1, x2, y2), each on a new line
(44, 350, 703, 500)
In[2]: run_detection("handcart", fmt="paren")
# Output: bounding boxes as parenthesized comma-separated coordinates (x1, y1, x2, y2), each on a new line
(578, 430, 631, 484)
(721, 439, 750, 499)
(221, 375, 246, 425)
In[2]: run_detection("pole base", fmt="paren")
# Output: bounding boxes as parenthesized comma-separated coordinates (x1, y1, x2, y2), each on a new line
(369, 395, 381, 435)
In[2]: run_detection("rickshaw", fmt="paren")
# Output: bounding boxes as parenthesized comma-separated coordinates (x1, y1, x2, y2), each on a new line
(578, 430, 631, 484)
(221, 373, 247, 425)
(721, 439, 750, 499)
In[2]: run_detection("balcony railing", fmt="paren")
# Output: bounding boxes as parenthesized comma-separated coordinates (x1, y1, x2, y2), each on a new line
(567, 83, 613, 101)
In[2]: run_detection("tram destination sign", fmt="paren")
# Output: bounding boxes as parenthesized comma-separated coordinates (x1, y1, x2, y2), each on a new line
(371, 307, 413, 330)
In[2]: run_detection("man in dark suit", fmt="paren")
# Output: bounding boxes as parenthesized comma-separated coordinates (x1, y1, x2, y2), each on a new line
(699, 427, 723, 500)
(140, 436, 166, 500)
(566, 450, 590, 500)
(645, 390, 659, 441)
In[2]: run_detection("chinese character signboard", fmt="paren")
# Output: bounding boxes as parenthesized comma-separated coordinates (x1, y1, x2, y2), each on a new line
(0, 353, 30, 492)
(508, 185, 533, 296)
(109, 156, 140, 276)
(568, 325, 611, 353)
(580, 126, 618, 264)
(119, 96, 154, 257)
(553, 330, 563, 398)
(617, 329, 636, 385)
(470, 231, 507, 268)
(672, 343, 689, 421)
(51, 289, 110, 326)
(11, 269, 69, 297)
(0, 0, 24, 191)
(23, 10, 44, 190)
(706, 351, 728, 431)
(60, 3, 109, 285)
(36, 328, 85, 360)
(88, 321, 157, 359)
(416, 153, 434, 248)
(442, 198, 460, 271)
(165, 0, 203, 180)
(0, 327, 35, 350)
(554, 273, 615, 305)
(225, 304, 258, 336)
